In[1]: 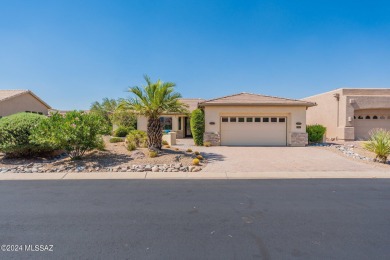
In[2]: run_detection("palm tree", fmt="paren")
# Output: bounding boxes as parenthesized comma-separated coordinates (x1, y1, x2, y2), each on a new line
(120, 75, 188, 150)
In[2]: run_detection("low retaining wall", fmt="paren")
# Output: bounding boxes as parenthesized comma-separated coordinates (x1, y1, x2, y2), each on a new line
(203, 132, 220, 146)
(290, 132, 308, 147)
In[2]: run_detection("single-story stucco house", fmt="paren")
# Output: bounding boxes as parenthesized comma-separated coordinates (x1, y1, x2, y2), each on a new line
(303, 88, 390, 141)
(0, 89, 51, 118)
(137, 98, 205, 138)
(199, 93, 316, 146)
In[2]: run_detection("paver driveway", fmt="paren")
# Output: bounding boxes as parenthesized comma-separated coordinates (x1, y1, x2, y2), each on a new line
(173, 139, 388, 172)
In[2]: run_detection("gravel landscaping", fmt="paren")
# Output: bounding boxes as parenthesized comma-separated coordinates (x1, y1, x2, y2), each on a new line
(0, 137, 205, 173)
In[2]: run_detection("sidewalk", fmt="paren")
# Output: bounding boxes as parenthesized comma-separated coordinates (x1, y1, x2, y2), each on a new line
(0, 171, 389, 180)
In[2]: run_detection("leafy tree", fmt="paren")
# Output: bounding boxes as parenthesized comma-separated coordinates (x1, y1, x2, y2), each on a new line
(90, 98, 117, 134)
(119, 75, 188, 150)
(32, 111, 106, 160)
(191, 109, 205, 146)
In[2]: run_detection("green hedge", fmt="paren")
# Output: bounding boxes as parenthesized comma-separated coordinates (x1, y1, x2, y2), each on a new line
(113, 126, 132, 137)
(0, 113, 55, 157)
(190, 109, 205, 146)
(306, 124, 327, 143)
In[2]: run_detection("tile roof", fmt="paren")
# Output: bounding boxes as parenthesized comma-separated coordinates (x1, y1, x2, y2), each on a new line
(0, 89, 51, 108)
(199, 92, 316, 107)
(179, 98, 205, 111)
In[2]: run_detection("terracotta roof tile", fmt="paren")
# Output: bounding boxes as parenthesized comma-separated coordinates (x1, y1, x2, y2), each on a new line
(200, 92, 315, 107)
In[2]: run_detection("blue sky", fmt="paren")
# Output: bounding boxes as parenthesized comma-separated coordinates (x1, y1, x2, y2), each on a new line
(1, 0, 390, 110)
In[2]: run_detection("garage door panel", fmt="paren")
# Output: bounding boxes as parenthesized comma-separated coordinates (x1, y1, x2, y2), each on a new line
(354, 110, 390, 140)
(221, 116, 287, 146)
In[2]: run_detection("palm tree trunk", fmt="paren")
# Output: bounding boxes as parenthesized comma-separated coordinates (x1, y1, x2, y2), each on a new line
(147, 117, 162, 150)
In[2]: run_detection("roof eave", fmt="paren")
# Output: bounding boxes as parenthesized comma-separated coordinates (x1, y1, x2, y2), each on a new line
(199, 102, 316, 107)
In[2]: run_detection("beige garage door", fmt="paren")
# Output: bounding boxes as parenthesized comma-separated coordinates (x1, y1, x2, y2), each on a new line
(220, 116, 287, 146)
(354, 114, 390, 140)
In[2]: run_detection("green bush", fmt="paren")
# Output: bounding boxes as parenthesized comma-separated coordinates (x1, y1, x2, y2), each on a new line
(0, 113, 55, 157)
(109, 137, 124, 143)
(149, 150, 158, 158)
(364, 129, 390, 163)
(125, 130, 148, 151)
(190, 109, 205, 146)
(31, 111, 106, 160)
(113, 126, 131, 137)
(306, 124, 327, 143)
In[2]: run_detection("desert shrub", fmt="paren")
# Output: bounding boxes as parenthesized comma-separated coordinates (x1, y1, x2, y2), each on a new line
(364, 129, 390, 163)
(31, 111, 106, 160)
(113, 126, 131, 137)
(0, 113, 55, 157)
(125, 130, 147, 151)
(129, 130, 148, 147)
(203, 141, 211, 147)
(175, 148, 179, 151)
(162, 140, 169, 145)
(190, 109, 205, 146)
(186, 148, 193, 153)
(96, 136, 106, 151)
(194, 151, 200, 155)
(126, 135, 137, 151)
(306, 124, 327, 143)
(109, 137, 124, 143)
(165, 145, 171, 148)
(149, 151, 158, 158)
(196, 155, 204, 160)
(192, 158, 200, 165)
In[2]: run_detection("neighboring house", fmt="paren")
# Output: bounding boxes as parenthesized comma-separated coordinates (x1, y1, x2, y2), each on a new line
(199, 93, 316, 146)
(137, 98, 205, 138)
(0, 89, 51, 118)
(303, 88, 390, 141)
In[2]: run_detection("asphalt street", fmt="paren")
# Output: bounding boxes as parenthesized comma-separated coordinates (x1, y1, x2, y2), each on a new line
(0, 179, 389, 259)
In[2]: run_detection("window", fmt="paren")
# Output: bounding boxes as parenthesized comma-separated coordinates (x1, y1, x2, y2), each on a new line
(279, 118, 286, 123)
(254, 117, 261, 122)
(358, 116, 363, 119)
(159, 117, 172, 130)
(230, 117, 237, 122)
(38, 112, 43, 115)
(238, 117, 245, 122)
(365, 116, 371, 119)
(263, 117, 269, 122)
(178, 117, 182, 130)
(271, 118, 277, 122)
(221, 117, 228, 122)
(354, 116, 356, 119)
(373, 116, 378, 119)
(246, 117, 253, 122)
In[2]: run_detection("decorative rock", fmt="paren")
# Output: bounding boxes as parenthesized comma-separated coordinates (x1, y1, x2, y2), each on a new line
(152, 166, 159, 172)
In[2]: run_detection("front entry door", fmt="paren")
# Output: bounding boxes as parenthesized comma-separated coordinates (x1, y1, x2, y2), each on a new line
(184, 117, 192, 137)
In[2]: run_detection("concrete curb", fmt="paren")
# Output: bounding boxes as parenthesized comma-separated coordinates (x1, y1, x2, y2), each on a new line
(0, 171, 389, 180)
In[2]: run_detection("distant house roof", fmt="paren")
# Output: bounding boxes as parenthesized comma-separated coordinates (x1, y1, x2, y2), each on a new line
(0, 89, 51, 109)
(199, 92, 316, 107)
(179, 98, 206, 111)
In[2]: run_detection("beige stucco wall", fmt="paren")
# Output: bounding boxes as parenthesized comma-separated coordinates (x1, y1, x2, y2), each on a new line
(304, 89, 390, 140)
(137, 115, 185, 138)
(203, 105, 307, 146)
(0, 93, 49, 117)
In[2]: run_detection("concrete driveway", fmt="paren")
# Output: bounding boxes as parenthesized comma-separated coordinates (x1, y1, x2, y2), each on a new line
(173, 139, 388, 172)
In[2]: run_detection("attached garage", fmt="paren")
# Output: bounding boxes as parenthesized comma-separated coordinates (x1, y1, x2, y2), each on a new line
(354, 109, 390, 140)
(200, 92, 316, 147)
(220, 116, 287, 146)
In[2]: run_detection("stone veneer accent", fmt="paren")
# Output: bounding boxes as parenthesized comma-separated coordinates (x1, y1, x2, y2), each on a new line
(203, 132, 221, 146)
(290, 132, 308, 147)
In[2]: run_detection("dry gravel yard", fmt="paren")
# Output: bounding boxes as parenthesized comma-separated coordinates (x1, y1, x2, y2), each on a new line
(0, 137, 205, 173)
